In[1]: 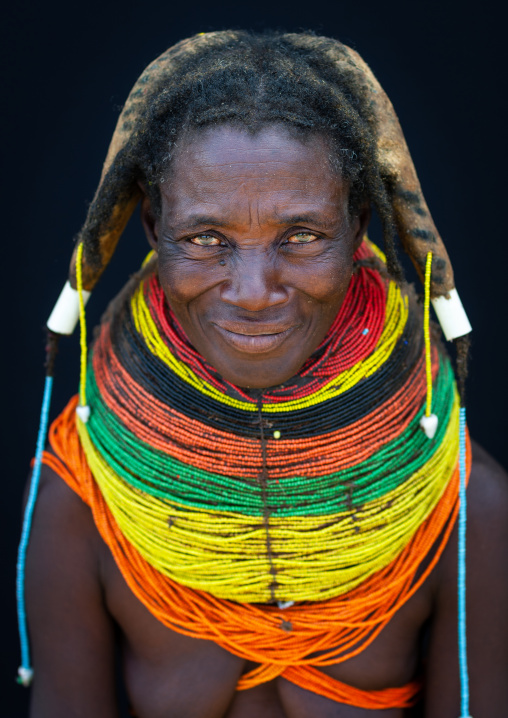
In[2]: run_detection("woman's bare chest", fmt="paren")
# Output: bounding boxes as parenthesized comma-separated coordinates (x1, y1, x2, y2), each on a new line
(102, 544, 433, 718)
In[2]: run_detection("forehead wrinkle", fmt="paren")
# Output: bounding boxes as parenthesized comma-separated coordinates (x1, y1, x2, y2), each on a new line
(169, 198, 343, 234)
(170, 183, 342, 220)
(164, 129, 346, 231)
(191, 145, 307, 159)
(179, 173, 330, 194)
(185, 149, 318, 174)
(185, 177, 314, 195)
(186, 176, 319, 184)
(197, 158, 307, 168)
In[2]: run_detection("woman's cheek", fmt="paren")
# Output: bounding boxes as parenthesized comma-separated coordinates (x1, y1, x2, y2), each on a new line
(278, 253, 354, 304)
(158, 254, 224, 304)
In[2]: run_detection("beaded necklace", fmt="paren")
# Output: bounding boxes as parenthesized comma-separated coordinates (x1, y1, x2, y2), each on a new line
(66, 239, 463, 602)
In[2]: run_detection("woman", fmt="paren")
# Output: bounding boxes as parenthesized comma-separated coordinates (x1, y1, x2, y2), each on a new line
(19, 31, 508, 717)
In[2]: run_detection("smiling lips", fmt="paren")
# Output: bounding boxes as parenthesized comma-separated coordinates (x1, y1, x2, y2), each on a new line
(213, 323, 296, 354)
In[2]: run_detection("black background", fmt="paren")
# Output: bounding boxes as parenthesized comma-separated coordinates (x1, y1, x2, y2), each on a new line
(2, 1, 507, 715)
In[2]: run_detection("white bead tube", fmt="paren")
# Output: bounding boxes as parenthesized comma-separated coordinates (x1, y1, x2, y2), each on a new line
(46, 281, 91, 336)
(431, 288, 472, 341)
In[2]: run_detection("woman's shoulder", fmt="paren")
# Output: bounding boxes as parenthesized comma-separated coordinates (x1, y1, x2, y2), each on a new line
(30, 453, 104, 571)
(25, 456, 119, 715)
(435, 438, 508, 591)
(469, 439, 508, 522)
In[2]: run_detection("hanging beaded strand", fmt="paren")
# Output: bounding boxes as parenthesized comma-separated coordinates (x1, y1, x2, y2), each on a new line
(420, 252, 439, 440)
(76, 242, 91, 424)
(16, 332, 59, 686)
(16, 241, 90, 686)
(456, 324, 472, 717)
(419, 249, 471, 716)
(458, 405, 471, 718)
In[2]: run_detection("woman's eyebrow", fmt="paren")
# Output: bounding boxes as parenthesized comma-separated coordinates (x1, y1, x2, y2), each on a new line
(173, 211, 332, 231)
(275, 212, 329, 226)
(177, 215, 228, 229)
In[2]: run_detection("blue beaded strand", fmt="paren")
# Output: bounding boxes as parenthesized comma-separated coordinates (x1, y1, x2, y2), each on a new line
(458, 406, 471, 718)
(16, 375, 54, 686)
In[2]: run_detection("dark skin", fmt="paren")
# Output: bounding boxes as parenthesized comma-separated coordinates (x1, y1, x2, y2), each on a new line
(149, 126, 367, 389)
(26, 126, 508, 717)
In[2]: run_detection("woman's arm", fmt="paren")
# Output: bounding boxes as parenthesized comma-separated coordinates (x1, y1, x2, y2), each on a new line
(25, 462, 119, 717)
(424, 441, 508, 717)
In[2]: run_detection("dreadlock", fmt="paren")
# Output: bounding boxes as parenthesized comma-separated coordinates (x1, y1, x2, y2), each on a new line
(80, 31, 403, 280)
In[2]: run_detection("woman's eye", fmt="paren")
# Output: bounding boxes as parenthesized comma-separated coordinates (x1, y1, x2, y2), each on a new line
(189, 235, 221, 246)
(287, 232, 318, 244)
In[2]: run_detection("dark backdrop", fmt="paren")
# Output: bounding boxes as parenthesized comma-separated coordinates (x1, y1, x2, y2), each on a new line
(2, 1, 506, 715)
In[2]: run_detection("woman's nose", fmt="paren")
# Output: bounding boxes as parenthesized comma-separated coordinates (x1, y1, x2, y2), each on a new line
(219, 251, 287, 312)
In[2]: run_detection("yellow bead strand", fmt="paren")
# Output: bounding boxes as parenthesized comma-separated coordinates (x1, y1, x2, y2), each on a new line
(131, 278, 408, 414)
(76, 243, 88, 409)
(423, 252, 433, 417)
(77, 394, 459, 604)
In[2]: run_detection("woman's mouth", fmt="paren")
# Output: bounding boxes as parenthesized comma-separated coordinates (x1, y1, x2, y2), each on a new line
(212, 323, 296, 354)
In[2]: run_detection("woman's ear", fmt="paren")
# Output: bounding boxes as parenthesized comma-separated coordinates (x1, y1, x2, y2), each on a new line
(352, 203, 371, 251)
(139, 183, 159, 251)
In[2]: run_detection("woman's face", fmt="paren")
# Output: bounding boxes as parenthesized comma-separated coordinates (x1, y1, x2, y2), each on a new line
(141, 125, 369, 388)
